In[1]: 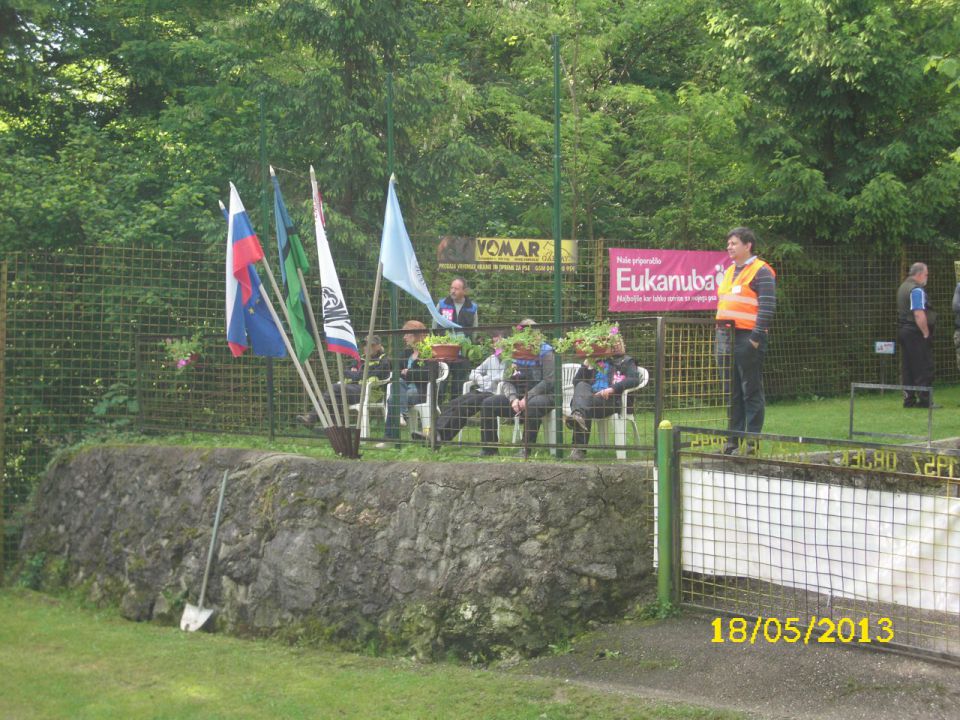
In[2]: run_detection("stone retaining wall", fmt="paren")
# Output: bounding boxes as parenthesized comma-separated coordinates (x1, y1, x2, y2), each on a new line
(18, 446, 654, 660)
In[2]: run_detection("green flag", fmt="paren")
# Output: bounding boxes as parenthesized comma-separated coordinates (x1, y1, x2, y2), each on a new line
(271, 171, 316, 363)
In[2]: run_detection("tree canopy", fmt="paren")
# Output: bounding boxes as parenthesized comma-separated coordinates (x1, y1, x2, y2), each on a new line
(1, 0, 957, 253)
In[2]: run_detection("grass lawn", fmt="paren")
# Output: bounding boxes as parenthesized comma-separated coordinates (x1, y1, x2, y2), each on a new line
(130, 384, 960, 465)
(0, 589, 742, 720)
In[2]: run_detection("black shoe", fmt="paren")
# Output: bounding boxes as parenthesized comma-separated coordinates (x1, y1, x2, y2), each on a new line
(569, 448, 586, 460)
(410, 431, 427, 441)
(721, 444, 738, 455)
(478, 447, 499, 457)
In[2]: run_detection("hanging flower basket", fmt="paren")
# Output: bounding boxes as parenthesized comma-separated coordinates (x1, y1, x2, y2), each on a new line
(510, 344, 540, 360)
(573, 338, 625, 358)
(556, 321, 625, 358)
(427, 343, 461, 361)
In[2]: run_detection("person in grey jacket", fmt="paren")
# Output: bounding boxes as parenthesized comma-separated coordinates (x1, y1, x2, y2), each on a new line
(479, 319, 555, 458)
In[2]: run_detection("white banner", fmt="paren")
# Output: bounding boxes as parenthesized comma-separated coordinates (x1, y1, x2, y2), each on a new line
(674, 468, 960, 614)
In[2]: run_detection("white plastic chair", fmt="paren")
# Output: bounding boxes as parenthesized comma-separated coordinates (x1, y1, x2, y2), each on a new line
(409, 362, 449, 437)
(348, 373, 392, 439)
(564, 363, 648, 460)
(595, 367, 648, 459)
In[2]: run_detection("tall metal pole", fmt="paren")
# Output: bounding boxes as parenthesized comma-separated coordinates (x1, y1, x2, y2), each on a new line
(259, 94, 276, 439)
(385, 71, 402, 441)
(552, 35, 564, 453)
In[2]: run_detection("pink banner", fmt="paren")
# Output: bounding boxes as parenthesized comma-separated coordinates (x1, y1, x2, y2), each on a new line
(608, 248, 731, 312)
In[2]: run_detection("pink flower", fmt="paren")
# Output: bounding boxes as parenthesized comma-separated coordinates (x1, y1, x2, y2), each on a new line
(609, 326, 619, 335)
(176, 358, 189, 369)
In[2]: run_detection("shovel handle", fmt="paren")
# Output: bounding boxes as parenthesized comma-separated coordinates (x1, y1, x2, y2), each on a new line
(197, 469, 229, 609)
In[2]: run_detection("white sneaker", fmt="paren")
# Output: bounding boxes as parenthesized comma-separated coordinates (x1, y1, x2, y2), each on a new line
(399, 414, 407, 427)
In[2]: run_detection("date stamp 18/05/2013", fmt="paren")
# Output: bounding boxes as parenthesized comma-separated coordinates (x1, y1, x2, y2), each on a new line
(711, 616, 894, 645)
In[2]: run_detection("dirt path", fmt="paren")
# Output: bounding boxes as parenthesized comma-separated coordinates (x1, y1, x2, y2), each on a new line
(515, 610, 960, 719)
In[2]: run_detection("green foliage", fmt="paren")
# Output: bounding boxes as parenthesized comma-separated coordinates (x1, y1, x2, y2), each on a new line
(89, 382, 139, 428)
(161, 333, 204, 372)
(16, 552, 46, 590)
(415, 332, 491, 363)
(554, 321, 623, 354)
(494, 325, 547, 367)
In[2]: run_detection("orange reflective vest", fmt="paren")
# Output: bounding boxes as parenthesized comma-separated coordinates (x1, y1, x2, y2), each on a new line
(715, 259, 775, 330)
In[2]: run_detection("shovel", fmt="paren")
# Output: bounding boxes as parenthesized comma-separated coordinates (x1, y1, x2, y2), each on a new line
(180, 469, 229, 632)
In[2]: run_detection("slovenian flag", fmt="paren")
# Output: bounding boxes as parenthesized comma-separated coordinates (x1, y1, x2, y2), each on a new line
(310, 166, 360, 360)
(225, 183, 286, 358)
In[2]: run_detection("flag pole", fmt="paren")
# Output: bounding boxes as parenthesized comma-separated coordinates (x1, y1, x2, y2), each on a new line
(222, 197, 333, 429)
(267, 167, 335, 428)
(254, 279, 327, 428)
(356, 260, 384, 431)
(257, 253, 335, 428)
(308, 165, 347, 427)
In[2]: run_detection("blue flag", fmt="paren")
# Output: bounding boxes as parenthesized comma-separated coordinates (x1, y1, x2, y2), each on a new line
(379, 176, 458, 329)
(225, 184, 287, 358)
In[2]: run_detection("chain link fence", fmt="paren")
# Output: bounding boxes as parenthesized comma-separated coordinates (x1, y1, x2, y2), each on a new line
(2, 238, 959, 571)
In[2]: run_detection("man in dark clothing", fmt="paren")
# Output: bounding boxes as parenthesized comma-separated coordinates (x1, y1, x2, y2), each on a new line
(436, 276, 479, 400)
(897, 262, 935, 408)
(565, 353, 641, 459)
(296, 336, 391, 427)
(479, 319, 555, 459)
(435, 277, 478, 333)
(715, 227, 776, 455)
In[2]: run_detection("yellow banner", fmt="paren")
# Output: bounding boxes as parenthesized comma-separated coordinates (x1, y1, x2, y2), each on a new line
(437, 236, 577, 273)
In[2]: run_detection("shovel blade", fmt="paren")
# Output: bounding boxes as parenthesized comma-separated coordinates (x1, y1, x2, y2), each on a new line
(180, 603, 214, 632)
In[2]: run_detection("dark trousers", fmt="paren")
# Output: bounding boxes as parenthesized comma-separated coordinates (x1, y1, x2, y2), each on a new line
(481, 393, 554, 445)
(569, 382, 619, 446)
(719, 329, 766, 441)
(898, 325, 934, 406)
(435, 390, 492, 442)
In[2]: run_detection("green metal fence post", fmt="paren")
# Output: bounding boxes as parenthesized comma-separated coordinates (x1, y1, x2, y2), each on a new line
(657, 419, 676, 607)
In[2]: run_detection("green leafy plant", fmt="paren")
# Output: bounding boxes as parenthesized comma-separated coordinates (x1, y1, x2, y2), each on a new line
(89, 381, 140, 430)
(555, 321, 624, 355)
(161, 333, 203, 372)
(494, 325, 547, 366)
(415, 333, 491, 362)
(415, 332, 465, 360)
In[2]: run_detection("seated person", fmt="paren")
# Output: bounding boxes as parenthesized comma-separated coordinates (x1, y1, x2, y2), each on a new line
(479, 319, 555, 459)
(412, 329, 507, 446)
(565, 351, 641, 459)
(397, 319, 430, 425)
(296, 335, 391, 427)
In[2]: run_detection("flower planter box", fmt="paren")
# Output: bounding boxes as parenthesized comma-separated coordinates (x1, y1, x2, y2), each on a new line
(428, 343, 461, 361)
(574, 339, 624, 358)
(511, 345, 540, 360)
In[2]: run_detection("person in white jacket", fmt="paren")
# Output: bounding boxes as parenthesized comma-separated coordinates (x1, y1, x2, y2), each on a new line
(412, 329, 507, 446)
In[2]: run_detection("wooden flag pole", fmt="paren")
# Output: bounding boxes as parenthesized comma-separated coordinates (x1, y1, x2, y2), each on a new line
(310, 165, 347, 427)
(356, 260, 385, 430)
(294, 266, 345, 427)
(267, 166, 336, 428)
(254, 280, 327, 428)
(258, 255, 335, 429)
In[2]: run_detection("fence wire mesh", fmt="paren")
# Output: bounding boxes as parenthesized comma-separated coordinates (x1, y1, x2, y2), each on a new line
(2, 239, 959, 570)
(675, 427, 960, 662)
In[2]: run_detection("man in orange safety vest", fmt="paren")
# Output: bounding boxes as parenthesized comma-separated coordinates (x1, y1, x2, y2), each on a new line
(716, 227, 777, 455)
